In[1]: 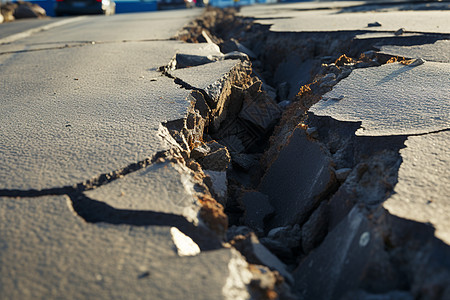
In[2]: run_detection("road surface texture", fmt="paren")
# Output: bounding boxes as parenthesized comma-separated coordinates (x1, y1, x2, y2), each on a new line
(1, 1, 449, 299)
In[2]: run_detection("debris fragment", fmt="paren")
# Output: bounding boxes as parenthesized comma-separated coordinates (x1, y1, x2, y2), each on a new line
(198, 145, 231, 171)
(394, 28, 406, 36)
(241, 191, 274, 235)
(171, 227, 201, 256)
(367, 21, 382, 27)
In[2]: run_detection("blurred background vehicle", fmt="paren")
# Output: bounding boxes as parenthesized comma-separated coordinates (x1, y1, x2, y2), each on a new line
(156, 0, 195, 10)
(54, 0, 116, 16)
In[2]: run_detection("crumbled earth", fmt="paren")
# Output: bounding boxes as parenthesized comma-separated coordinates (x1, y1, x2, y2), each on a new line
(1, 1, 47, 22)
(1, 2, 449, 299)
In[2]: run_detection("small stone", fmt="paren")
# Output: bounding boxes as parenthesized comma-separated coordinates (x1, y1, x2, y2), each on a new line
(367, 21, 382, 27)
(190, 144, 211, 160)
(198, 147, 231, 171)
(335, 168, 352, 183)
(278, 100, 291, 109)
(170, 227, 201, 257)
(394, 28, 406, 36)
(359, 232, 370, 247)
(223, 51, 249, 61)
(232, 153, 259, 171)
(407, 58, 426, 67)
(306, 127, 319, 139)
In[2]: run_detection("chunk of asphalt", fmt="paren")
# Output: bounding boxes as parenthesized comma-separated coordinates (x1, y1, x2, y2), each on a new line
(241, 191, 274, 235)
(239, 87, 282, 131)
(301, 201, 329, 254)
(310, 61, 450, 136)
(293, 207, 394, 299)
(259, 127, 335, 228)
(191, 143, 211, 160)
(203, 170, 228, 206)
(232, 233, 294, 284)
(383, 131, 450, 244)
(0, 195, 235, 300)
(379, 40, 450, 63)
(84, 160, 199, 222)
(198, 147, 231, 172)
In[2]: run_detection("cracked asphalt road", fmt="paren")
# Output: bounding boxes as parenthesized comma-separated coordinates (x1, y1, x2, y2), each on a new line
(1, 2, 449, 299)
(0, 10, 248, 300)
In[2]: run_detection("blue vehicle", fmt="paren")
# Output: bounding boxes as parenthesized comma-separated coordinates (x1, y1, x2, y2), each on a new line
(55, 0, 116, 16)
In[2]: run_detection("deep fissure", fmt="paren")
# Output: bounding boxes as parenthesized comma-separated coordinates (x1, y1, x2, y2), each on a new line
(167, 7, 450, 299)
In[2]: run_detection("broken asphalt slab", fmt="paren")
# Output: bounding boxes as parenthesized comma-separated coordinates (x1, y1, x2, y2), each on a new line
(0, 195, 243, 300)
(383, 130, 450, 245)
(0, 42, 192, 190)
(84, 160, 201, 222)
(310, 61, 449, 136)
(239, 3, 450, 34)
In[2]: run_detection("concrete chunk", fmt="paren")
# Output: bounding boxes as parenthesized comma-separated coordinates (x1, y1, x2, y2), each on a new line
(85, 161, 200, 222)
(311, 62, 450, 136)
(259, 127, 335, 227)
(383, 131, 450, 244)
(241, 191, 274, 234)
(0, 195, 236, 300)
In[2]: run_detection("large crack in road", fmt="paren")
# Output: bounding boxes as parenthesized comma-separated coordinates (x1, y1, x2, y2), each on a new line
(0, 5, 448, 299)
(163, 7, 450, 299)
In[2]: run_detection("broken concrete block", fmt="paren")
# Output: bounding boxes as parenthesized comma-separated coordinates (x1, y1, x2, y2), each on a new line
(0, 195, 234, 299)
(231, 233, 294, 284)
(85, 160, 200, 222)
(204, 170, 228, 206)
(191, 143, 211, 160)
(335, 168, 352, 183)
(198, 147, 231, 171)
(221, 38, 257, 59)
(259, 127, 335, 227)
(239, 89, 282, 131)
(231, 153, 259, 172)
(241, 191, 274, 234)
(383, 131, 450, 244)
(311, 61, 450, 136)
(293, 207, 400, 299)
(267, 224, 302, 249)
(301, 201, 329, 253)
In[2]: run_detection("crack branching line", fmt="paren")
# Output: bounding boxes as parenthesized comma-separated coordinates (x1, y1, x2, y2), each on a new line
(0, 150, 170, 198)
(0, 150, 223, 249)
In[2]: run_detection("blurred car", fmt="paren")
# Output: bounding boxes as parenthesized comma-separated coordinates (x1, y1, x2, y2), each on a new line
(157, 0, 195, 10)
(55, 0, 116, 16)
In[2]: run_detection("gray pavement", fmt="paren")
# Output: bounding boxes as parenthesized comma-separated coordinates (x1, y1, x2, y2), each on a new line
(1, 2, 450, 299)
(0, 9, 256, 300)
